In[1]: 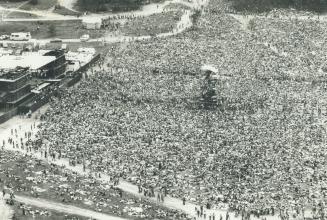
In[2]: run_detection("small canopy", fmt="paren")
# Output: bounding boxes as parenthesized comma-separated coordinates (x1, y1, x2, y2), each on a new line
(201, 64, 219, 79)
(201, 64, 218, 74)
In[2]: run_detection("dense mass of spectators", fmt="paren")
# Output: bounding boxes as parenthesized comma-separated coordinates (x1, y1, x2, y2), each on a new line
(18, 0, 327, 219)
(0, 149, 188, 219)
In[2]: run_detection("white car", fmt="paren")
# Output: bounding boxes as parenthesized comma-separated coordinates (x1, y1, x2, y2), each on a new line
(10, 32, 31, 41)
(80, 34, 90, 42)
(0, 35, 9, 40)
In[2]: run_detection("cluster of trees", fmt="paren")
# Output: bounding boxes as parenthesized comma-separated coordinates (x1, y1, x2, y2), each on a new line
(77, 0, 161, 12)
(0, 0, 26, 2)
(0, 0, 38, 4)
(228, 0, 327, 12)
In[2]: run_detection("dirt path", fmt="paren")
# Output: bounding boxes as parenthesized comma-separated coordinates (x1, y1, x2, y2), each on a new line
(14, 195, 128, 220)
(57, 0, 78, 13)
(0, 197, 14, 220)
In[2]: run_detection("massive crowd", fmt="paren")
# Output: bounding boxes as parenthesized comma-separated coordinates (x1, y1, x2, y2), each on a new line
(0, 146, 188, 219)
(3, 0, 327, 219)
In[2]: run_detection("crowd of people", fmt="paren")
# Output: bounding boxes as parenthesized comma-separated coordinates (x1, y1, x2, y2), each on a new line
(0, 146, 188, 219)
(3, 0, 327, 219)
(31, 0, 327, 218)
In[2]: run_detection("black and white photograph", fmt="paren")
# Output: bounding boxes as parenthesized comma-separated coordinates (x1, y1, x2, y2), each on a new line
(0, 0, 326, 219)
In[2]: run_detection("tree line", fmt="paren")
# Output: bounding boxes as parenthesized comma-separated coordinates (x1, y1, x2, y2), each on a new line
(228, 0, 327, 12)
(77, 0, 160, 12)
(0, 0, 26, 2)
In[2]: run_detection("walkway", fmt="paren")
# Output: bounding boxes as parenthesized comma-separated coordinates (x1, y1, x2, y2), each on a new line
(0, 197, 13, 220)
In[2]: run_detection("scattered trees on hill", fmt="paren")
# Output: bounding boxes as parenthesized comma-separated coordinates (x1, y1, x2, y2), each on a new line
(0, 0, 26, 2)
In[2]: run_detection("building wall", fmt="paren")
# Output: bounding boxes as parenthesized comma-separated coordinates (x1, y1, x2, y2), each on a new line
(39, 54, 66, 79)
(0, 108, 18, 124)
(0, 74, 30, 91)
(4, 85, 31, 103)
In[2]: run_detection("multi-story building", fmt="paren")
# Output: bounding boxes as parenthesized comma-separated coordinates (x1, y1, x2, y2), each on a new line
(0, 67, 32, 109)
(0, 49, 66, 109)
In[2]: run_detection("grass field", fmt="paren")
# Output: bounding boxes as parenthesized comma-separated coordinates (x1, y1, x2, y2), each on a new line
(20, 0, 58, 11)
(0, 1, 28, 9)
(0, 20, 106, 39)
(53, 6, 81, 16)
(5, 11, 39, 18)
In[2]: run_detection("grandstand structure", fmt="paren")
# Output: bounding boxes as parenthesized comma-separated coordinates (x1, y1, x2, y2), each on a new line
(0, 50, 66, 110)
(0, 67, 32, 109)
(0, 47, 100, 123)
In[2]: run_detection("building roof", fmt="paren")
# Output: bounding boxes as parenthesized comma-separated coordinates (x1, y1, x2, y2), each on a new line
(65, 51, 94, 65)
(31, 82, 51, 94)
(0, 67, 30, 82)
(0, 55, 56, 70)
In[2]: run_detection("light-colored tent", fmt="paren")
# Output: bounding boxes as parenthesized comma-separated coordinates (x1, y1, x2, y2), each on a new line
(82, 17, 102, 30)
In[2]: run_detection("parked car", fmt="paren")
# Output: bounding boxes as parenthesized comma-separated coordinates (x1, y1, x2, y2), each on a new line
(80, 34, 90, 42)
(0, 35, 9, 40)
